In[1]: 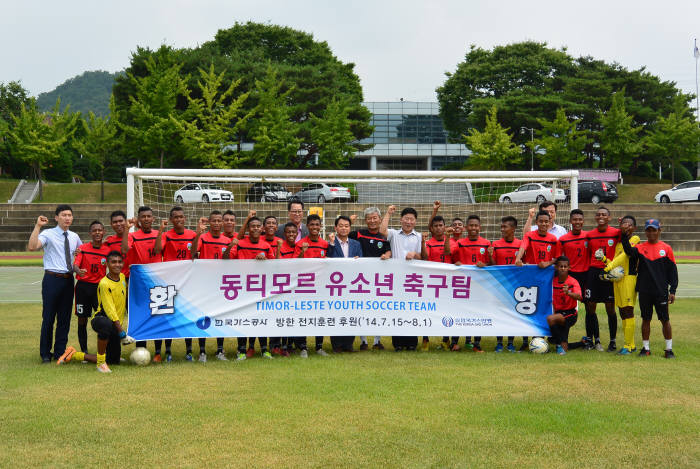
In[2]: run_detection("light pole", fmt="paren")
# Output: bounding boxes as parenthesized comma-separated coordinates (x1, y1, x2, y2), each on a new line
(521, 127, 534, 171)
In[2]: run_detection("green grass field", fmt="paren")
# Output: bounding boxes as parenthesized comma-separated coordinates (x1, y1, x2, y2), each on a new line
(2, 300, 699, 467)
(34, 182, 127, 204)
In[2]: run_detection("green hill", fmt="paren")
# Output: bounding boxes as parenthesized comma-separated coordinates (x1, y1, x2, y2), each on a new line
(36, 70, 121, 116)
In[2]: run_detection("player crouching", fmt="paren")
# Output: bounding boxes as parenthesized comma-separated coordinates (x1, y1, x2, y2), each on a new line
(57, 251, 134, 372)
(548, 256, 583, 355)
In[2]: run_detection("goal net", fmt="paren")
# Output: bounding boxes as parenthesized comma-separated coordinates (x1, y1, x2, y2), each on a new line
(126, 168, 579, 241)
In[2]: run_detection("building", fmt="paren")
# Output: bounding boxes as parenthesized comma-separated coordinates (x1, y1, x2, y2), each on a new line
(350, 101, 470, 171)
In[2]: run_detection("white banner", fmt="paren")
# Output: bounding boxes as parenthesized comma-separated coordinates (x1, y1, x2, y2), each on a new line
(127, 259, 554, 340)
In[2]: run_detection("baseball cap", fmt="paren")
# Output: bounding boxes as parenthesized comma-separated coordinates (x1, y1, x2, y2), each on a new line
(644, 219, 660, 230)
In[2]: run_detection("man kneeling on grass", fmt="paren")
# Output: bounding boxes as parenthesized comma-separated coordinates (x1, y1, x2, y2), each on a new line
(548, 256, 583, 355)
(57, 251, 134, 372)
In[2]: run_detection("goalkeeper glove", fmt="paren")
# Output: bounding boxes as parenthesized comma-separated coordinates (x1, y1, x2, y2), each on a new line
(594, 248, 606, 262)
(119, 330, 135, 345)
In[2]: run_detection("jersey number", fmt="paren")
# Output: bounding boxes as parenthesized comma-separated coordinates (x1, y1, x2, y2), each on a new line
(176, 248, 188, 259)
(90, 264, 99, 274)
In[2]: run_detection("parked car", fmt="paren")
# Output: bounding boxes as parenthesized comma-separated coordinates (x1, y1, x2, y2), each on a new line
(173, 183, 233, 203)
(498, 183, 566, 203)
(245, 183, 292, 202)
(655, 180, 700, 203)
(577, 180, 618, 204)
(291, 183, 352, 203)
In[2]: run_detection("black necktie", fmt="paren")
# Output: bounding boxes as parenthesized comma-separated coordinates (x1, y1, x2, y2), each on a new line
(63, 232, 72, 272)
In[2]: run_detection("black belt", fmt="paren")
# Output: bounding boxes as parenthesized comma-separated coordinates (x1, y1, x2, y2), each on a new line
(45, 270, 72, 279)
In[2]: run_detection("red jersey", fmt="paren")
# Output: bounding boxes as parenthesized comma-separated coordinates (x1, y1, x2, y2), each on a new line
(161, 229, 196, 262)
(454, 237, 490, 265)
(522, 230, 560, 264)
(294, 236, 329, 258)
(128, 229, 162, 264)
(558, 231, 589, 273)
(233, 237, 274, 260)
(104, 234, 130, 277)
(74, 242, 111, 283)
(552, 275, 581, 311)
(491, 238, 521, 265)
(586, 226, 620, 268)
(278, 242, 296, 259)
(197, 232, 231, 260)
(263, 236, 283, 258)
(425, 237, 457, 263)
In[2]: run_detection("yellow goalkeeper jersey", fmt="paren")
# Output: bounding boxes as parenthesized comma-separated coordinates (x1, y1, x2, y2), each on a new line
(96, 273, 127, 324)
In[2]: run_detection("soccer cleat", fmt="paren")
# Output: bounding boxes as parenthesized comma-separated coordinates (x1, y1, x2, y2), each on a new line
(300, 349, 308, 358)
(450, 343, 461, 352)
(595, 342, 604, 352)
(56, 346, 76, 365)
(494, 343, 504, 353)
(638, 348, 651, 357)
(316, 349, 329, 356)
(96, 363, 112, 373)
(199, 353, 207, 363)
(246, 348, 255, 359)
(271, 347, 282, 356)
(236, 352, 246, 361)
(166, 353, 173, 363)
(607, 341, 617, 352)
(506, 344, 516, 353)
(518, 343, 528, 352)
(664, 349, 675, 359)
(216, 352, 228, 361)
(556, 345, 566, 355)
(359, 343, 369, 351)
(464, 342, 474, 350)
(185, 353, 193, 362)
(473, 344, 484, 353)
(153, 353, 162, 363)
(617, 347, 633, 355)
(373, 342, 385, 350)
(262, 351, 273, 359)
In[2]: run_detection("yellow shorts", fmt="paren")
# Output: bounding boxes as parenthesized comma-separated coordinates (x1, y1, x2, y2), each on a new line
(613, 275, 637, 308)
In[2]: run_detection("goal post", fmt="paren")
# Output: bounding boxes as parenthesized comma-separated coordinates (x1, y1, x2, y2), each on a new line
(126, 168, 579, 240)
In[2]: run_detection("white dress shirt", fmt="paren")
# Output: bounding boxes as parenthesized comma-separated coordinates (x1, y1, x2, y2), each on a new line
(38, 226, 82, 273)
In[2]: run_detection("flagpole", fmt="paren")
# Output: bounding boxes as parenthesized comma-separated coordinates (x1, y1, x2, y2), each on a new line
(695, 38, 699, 178)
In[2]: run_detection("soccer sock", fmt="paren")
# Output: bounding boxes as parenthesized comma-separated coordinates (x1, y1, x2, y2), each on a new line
(185, 338, 192, 354)
(73, 351, 85, 362)
(608, 313, 617, 342)
(586, 313, 600, 341)
(237, 337, 246, 353)
(360, 336, 368, 345)
(508, 337, 514, 345)
(199, 338, 206, 354)
(665, 339, 672, 350)
(77, 324, 88, 353)
(216, 338, 224, 353)
(465, 337, 472, 344)
(373, 336, 381, 345)
(642, 340, 650, 350)
(474, 337, 481, 346)
(549, 325, 560, 345)
(165, 339, 172, 354)
(623, 318, 635, 350)
(496, 336, 503, 345)
(154, 340, 162, 354)
(96, 353, 106, 367)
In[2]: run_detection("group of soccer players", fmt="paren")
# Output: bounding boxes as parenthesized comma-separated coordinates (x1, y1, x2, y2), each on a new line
(56, 198, 679, 371)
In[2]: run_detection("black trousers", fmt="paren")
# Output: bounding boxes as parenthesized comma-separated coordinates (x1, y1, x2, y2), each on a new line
(40, 273, 74, 360)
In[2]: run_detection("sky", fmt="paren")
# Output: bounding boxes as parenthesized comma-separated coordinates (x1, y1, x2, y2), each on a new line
(2, 0, 699, 107)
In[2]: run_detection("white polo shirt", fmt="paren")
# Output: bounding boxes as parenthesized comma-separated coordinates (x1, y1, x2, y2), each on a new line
(387, 228, 422, 260)
(37, 225, 82, 273)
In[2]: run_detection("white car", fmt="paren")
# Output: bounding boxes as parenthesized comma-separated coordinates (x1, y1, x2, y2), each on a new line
(499, 183, 566, 203)
(173, 183, 233, 203)
(655, 181, 700, 203)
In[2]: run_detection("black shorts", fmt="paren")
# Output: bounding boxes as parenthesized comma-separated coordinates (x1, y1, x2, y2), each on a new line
(569, 271, 587, 295)
(91, 314, 121, 364)
(557, 309, 578, 329)
(584, 267, 614, 303)
(638, 291, 670, 322)
(75, 280, 99, 318)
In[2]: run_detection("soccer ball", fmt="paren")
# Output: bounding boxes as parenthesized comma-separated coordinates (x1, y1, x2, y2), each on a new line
(529, 337, 549, 354)
(130, 347, 151, 366)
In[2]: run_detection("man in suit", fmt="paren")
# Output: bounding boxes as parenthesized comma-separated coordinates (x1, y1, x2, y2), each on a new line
(327, 215, 362, 352)
(275, 201, 309, 241)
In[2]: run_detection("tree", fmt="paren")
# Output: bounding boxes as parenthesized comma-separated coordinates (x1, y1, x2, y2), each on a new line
(310, 99, 357, 169)
(463, 106, 521, 169)
(113, 22, 372, 167)
(36, 71, 121, 116)
(117, 55, 189, 168)
(532, 108, 590, 169)
(598, 90, 642, 171)
(177, 64, 251, 168)
(73, 97, 120, 200)
(6, 100, 79, 199)
(247, 68, 300, 168)
(645, 97, 700, 185)
(0, 81, 35, 176)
